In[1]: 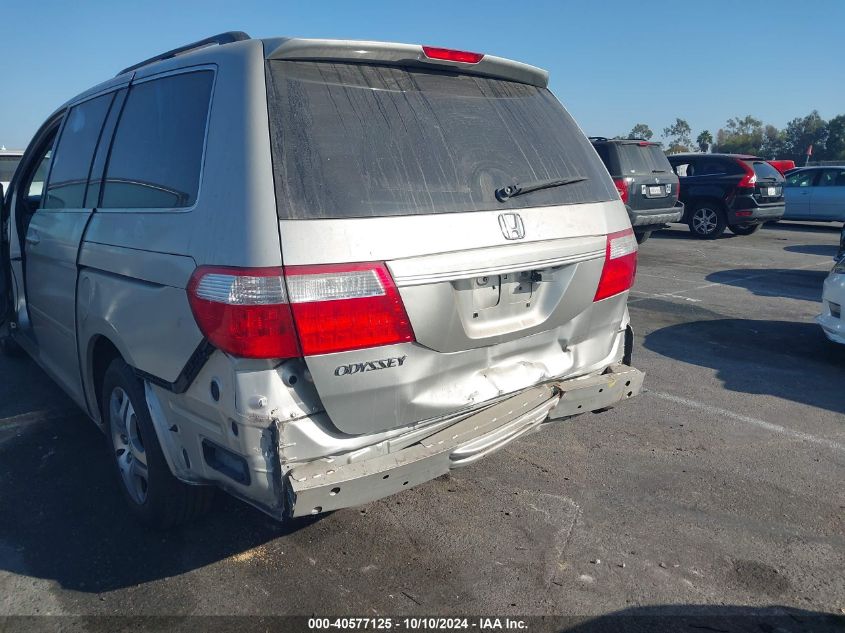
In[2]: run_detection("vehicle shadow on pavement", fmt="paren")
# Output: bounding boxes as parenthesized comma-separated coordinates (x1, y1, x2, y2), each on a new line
(770, 222, 843, 235)
(0, 356, 320, 594)
(784, 244, 840, 258)
(560, 604, 844, 633)
(644, 318, 845, 415)
(651, 229, 739, 241)
(705, 268, 829, 302)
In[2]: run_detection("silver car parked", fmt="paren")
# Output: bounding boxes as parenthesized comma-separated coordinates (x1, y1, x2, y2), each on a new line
(783, 166, 845, 222)
(0, 33, 644, 527)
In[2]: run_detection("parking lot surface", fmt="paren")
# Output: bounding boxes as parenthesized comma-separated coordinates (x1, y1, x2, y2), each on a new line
(1, 222, 843, 624)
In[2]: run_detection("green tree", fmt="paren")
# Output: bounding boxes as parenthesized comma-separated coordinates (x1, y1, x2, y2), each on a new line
(825, 115, 845, 160)
(696, 130, 713, 153)
(712, 115, 764, 155)
(760, 125, 785, 159)
(780, 110, 828, 161)
(627, 123, 654, 141)
(662, 118, 692, 152)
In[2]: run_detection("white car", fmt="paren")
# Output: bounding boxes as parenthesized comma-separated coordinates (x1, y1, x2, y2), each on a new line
(0, 149, 45, 197)
(818, 258, 845, 345)
(0, 149, 24, 193)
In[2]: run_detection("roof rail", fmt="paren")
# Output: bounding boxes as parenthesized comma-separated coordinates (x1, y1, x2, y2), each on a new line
(117, 31, 251, 76)
(588, 136, 609, 142)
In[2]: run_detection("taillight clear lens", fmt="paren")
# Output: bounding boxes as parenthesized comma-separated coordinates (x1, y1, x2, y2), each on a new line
(187, 267, 301, 359)
(286, 263, 415, 356)
(594, 229, 638, 302)
(188, 263, 416, 359)
(613, 178, 629, 204)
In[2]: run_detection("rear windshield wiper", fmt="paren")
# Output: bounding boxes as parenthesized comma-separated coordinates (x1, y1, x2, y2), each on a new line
(652, 169, 668, 173)
(495, 176, 588, 202)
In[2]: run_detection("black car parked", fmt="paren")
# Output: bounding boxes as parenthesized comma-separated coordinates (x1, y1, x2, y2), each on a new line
(667, 153, 786, 239)
(591, 138, 683, 243)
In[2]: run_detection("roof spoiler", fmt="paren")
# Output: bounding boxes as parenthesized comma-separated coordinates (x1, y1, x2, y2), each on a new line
(264, 38, 549, 88)
(117, 31, 250, 76)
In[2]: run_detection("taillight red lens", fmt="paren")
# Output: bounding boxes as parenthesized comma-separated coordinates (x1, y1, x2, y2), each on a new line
(285, 262, 415, 356)
(613, 178, 630, 204)
(422, 46, 484, 64)
(187, 267, 300, 359)
(188, 263, 415, 359)
(594, 229, 638, 302)
(737, 160, 757, 189)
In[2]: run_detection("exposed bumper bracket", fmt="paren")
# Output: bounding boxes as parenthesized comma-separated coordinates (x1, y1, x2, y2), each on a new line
(287, 364, 644, 517)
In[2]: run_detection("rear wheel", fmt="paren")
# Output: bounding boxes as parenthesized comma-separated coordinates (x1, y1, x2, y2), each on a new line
(729, 223, 762, 236)
(635, 230, 652, 244)
(102, 358, 214, 528)
(688, 203, 726, 239)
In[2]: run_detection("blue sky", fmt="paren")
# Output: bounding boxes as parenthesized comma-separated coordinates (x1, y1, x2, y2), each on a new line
(2, 0, 843, 149)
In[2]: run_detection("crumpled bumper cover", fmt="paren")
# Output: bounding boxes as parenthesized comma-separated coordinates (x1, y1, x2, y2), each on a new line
(286, 363, 644, 517)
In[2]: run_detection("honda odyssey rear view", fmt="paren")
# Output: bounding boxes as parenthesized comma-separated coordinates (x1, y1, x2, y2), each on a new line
(0, 33, 644, 527)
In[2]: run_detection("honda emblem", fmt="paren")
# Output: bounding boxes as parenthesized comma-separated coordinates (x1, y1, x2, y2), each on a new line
(498, 213, 525, 240)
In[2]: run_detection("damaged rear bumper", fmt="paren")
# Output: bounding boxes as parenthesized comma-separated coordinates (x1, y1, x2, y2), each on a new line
(286, 363, 644, 517)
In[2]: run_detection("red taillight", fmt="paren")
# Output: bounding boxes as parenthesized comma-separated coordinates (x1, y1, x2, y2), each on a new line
(594, 229, 638, 302)
(737, 160, 757, 189)
(187, 267, 300, 359)
(284, 262, 414, 356)
(187, 263, 415, 359)
(422, 46, 484, 64)
(613, 178, 630, 204)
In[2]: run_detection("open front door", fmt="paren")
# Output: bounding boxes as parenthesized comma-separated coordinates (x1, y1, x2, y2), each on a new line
(22, 91, 119, 402)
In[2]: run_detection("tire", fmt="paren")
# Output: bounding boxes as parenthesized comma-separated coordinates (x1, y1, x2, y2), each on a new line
(729, 223, 762, 236)
(0, 336, 24, 357)
(688, 203, 727, 239)
(635, 230, 652, 244)
(102, 358, 214, 528)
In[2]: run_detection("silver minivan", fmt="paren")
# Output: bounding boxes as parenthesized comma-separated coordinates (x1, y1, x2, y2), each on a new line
(0, 33, 644, 527)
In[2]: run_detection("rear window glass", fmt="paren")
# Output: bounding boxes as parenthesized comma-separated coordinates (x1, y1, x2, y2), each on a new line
(750, 161, 783, 181)
(0, 156, 22, 183)
(101, 70, 213, 209)
(616, 144, 671, 175)
(266, 62, 616, 219)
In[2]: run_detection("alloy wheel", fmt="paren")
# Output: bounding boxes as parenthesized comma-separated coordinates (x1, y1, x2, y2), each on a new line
(109, 387, 148, 505)
(692, 208, 718, 235)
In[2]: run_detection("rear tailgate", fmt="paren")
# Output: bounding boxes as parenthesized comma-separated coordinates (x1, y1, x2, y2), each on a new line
(616, 143, 679, 211)
(266, 54, 632, 435)
(748, 159, 785, 202)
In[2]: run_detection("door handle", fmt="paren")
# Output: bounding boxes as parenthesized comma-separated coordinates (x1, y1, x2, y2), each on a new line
(26, 231, 41, 246)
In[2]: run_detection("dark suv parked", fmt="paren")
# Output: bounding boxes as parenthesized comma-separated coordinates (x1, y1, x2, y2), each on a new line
(667, 153, 785, 239)
(591, 138, 683, 243)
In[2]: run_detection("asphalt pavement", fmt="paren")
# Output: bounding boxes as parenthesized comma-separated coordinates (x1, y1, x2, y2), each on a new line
(1, 221, 843, 629)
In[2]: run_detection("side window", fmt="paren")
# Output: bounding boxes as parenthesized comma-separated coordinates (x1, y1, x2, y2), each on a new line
(593, 144, 611, 169)
(42, 94, 112, 209)
(672, 161, 695, 177)
(27, 153, 51, 198)
(697, 160, 727, 176)
(819, 169, 845, 187)
(101, 70, 213, 209)
(786, 170, 816, 188)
